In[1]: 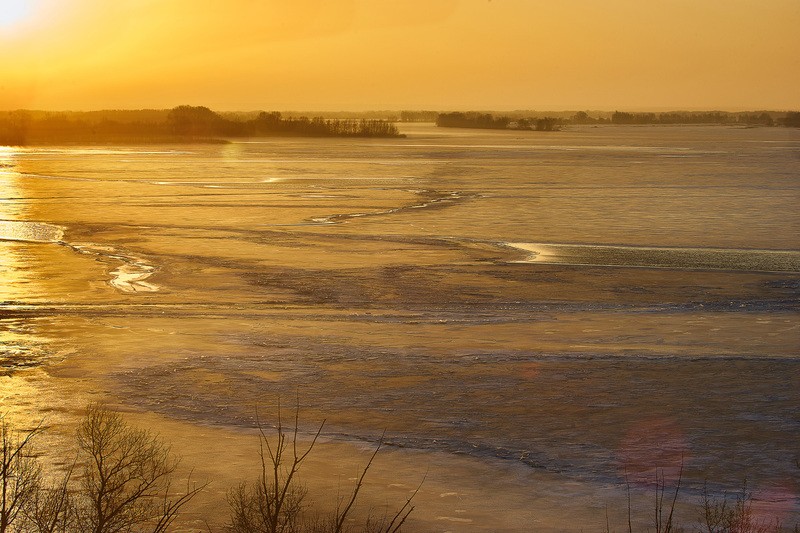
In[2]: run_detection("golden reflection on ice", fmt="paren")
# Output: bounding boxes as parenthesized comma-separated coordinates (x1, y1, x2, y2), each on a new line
(1, 146, 43, 375)
(220, 141, 245, 161)
(0, 371, 41, 418)
(1, 147, 27, 303)
(0, 146, 18, 201)
(0, 241, 26, 302)
(0, 220, 64, 242)
(2, 148, 157, 294)
(0, 147, 38, 232)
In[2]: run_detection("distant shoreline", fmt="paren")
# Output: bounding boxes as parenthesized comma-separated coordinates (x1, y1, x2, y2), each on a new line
(0, 105, 405, 146)
(2, 106, 797, 146)
(435, 110, 800, 131)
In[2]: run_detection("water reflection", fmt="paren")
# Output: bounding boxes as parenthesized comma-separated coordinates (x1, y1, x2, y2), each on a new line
(0, 148, 61, 381)
(1, 147, 28, 303)
(0, 146, 20, 212)
(2, 149, 36, 374)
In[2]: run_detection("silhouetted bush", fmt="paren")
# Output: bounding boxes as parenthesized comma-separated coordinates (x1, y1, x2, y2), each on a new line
(226, 404, 419, 533)
(0, 407, 203, 533)
(1, 416, 42, 533)
(0, 406, 418, 533)
(2, 408, 796, 532)
(75, 404, 204, 533)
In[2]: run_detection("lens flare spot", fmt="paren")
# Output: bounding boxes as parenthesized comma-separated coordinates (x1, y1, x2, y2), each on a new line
(617, 417, 690, 487)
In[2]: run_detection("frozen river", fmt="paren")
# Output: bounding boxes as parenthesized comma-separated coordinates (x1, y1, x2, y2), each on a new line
(1, 123, 799, 531)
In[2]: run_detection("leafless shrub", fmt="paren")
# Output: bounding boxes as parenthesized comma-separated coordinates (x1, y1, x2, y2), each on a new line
(73, 403, 205, 533)
(654, 462, 683, 533)
(326, 436, 422, 533)
(226, 404, 322, 533)
(699, 481, 781, 533)
(0, 417, 43, 533)
(3, 403, 428, 533)
(21, 460, 75, 533)
(226, 403, 421, 533)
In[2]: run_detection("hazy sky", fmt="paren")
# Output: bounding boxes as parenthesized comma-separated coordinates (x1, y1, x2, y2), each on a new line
(2, 0, 799, 111)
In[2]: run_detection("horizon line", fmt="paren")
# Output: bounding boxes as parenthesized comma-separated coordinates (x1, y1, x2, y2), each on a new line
(2, 106, 798, 114)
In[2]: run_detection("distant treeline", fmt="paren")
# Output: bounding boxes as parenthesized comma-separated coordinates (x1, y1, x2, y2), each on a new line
(224, 110, 401, 121)
(435, 110, 800, 131)
(168, 106, 401, 138)
(3, 107, 799, 144)
(399, 110, 439, 122)
(610, 110, 783, 125)
(0, 106, 402, 145)
(436, 112, 562, 131)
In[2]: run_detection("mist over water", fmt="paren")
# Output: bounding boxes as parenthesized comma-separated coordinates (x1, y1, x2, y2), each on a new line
(1, 124, 799, 530)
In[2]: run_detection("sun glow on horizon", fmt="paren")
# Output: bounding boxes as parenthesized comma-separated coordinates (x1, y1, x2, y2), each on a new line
(1, 0, 799, 111)
(0, 0, 36, 30)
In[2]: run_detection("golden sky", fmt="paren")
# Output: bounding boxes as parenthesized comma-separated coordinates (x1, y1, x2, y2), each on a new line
(2, 0, 799, 111)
